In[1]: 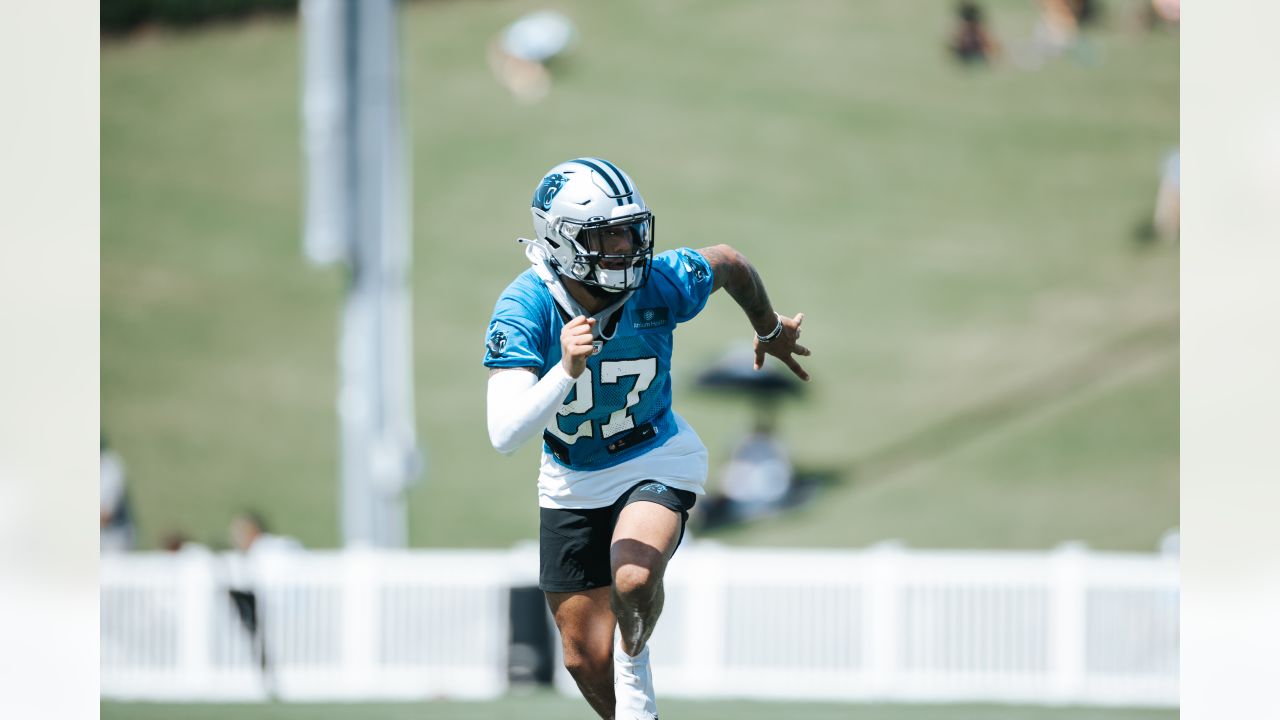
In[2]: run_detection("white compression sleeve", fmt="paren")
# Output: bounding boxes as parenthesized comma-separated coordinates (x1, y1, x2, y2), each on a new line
(487, 364, 577, 455)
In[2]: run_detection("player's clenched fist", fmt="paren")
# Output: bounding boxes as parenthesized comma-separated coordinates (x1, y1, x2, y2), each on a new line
(560, 316, 596, 378)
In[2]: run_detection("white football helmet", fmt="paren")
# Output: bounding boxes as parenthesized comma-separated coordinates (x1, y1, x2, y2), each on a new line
(527, 157, 654, 293)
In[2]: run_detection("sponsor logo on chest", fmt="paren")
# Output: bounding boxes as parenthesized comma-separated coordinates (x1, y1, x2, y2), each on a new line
(633, 306, 669, 330)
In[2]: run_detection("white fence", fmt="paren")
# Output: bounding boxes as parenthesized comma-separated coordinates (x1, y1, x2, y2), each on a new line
(101, 542, 1177, 706)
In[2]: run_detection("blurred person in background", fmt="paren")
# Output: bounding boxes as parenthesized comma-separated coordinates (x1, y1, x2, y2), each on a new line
(1135, 148, 1179, 245)
(1068, 0, 1102, 28)
(1146, 0, 1180, 29)
(229, 510, 302, 557)
(1016, 0, 1102, 68)
(99, 433, 134, 553)
(1153, 148, 1180, 242)
(225, 511, 302, 698)
(1035, 0, 1079, 57)
(487, 10, 577, 104)
(696, 394, 797, 530)
(160, 531, 189, 553)
(949, 1, 1001, 64)
(717, 414, 793, 521)
(689, 345, 806, 531)
(484, 157, 811, 720)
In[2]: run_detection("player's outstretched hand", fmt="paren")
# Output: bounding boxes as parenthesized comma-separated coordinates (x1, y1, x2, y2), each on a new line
(560, 315, 596, 378)
(754, 312, 811, 382)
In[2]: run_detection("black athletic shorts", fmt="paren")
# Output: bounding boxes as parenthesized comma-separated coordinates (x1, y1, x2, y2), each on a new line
(539, 481, 698, 593)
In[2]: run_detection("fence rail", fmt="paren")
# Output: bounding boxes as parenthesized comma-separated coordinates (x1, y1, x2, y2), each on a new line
(101, 542, 1177, 706)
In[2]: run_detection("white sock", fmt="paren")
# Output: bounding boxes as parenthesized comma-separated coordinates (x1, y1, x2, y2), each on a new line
(614, 634, 649, 664)
(614, 633, 657, 719)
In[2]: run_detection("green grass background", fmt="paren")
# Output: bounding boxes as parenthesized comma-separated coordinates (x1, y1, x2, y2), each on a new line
(102, 0, 1178, 552)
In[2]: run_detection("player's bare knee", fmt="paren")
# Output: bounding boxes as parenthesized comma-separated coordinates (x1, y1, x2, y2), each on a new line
(612, 562, 659, 601)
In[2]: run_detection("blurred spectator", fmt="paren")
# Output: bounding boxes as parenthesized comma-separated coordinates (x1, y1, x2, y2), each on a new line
(1135, 148, 1179, 245)
(718, 415, 794, 517)
(1013, 0, 1103, 69)
(230, 510, 303, 556)
(949, 2, 1000, 64)
(160, 530, 194, 553)
(100, 434, 134, 553)
(1153, 148, 1180, 242)
(225, 511, 302, 699)
(1033, 0, 1079, 58)
(1147, 0, 1180, 28)
(487, 10, 577, 103)
(1068, 0, 1101, 28)
(691, 346, 810, 530)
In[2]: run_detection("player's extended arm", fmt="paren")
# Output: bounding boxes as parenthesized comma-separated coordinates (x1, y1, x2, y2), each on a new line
(486, 366, 574, 455)
(696, 244, 812, 381)
(486, 316, 597, 454)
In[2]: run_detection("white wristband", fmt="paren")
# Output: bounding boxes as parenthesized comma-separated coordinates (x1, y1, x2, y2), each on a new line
(486, 364, 577, 455)
(755, 314, 783, 343)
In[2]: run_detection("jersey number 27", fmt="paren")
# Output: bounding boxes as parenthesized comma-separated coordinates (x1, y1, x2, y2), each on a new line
(547, 358, 657, 445)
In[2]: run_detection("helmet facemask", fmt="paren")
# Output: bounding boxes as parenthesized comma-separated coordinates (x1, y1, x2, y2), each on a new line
(555, 213, 654, 293)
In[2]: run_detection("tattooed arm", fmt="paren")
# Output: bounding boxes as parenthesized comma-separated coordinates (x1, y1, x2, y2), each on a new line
(696, 244, 812, 381)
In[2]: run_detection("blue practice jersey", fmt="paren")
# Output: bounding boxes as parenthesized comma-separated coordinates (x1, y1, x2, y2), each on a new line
(484, 248, 714, 471)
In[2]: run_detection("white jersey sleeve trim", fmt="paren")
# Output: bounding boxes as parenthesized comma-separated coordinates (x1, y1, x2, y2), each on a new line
(487, 364, 577, 455)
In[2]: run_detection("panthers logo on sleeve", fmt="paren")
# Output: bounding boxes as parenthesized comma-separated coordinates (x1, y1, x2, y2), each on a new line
(486, 328, 508, 359)
(682, 255, 709, 283)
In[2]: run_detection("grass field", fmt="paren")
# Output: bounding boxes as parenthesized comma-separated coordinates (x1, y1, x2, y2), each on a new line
(103, 694, 1177, 720)
(102, 1, 1178, 551)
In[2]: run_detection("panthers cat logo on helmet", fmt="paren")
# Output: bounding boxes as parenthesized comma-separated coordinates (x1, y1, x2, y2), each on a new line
(527, 158, 655, 293)
(533, 173, 567, 212)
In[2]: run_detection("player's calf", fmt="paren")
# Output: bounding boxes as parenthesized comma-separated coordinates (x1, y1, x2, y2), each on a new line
(548, 588, 618, 719)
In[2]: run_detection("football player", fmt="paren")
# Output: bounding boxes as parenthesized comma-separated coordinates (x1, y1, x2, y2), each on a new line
(484, 158, 809, 720)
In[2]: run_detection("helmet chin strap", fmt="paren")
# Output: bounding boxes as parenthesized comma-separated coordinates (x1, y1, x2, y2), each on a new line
(520, 237, 632, 342)
(516, 235, 552, 256)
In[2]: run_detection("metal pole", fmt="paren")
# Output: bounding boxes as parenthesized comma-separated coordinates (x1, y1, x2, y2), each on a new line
(303, 0, 421, 548)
